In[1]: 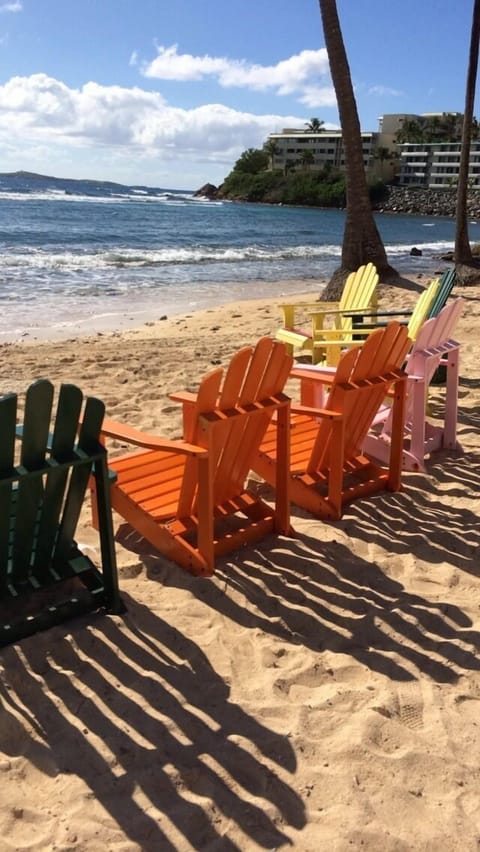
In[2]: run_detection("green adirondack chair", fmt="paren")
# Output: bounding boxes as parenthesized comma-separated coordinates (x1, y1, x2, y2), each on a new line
(0, 379, 123, 647)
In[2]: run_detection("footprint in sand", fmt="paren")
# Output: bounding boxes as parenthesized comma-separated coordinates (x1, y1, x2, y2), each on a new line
(396, 680, 424, 731)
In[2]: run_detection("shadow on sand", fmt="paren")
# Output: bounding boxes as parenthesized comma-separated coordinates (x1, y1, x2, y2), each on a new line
(0, 599, 306, 850)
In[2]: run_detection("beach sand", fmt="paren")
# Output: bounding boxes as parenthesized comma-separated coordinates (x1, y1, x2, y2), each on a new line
(0, 276, 479, 851)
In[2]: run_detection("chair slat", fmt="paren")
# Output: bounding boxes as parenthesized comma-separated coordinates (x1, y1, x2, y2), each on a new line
(0, 393, 17, 577)
(13, 381, 54, 581)
(54, 395, 105, 563)
(34, 384, 84, 573)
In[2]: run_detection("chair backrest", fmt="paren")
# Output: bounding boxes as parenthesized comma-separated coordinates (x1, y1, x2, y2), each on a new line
(425, 267, 456, 320)
(178, 338, 293, 514)
(0, 380, 105, 583)
(407, 277, 441, 340)
(407, 297, 463, 388)
(338, 262, 379, 312)
(307, 322, 410, 473)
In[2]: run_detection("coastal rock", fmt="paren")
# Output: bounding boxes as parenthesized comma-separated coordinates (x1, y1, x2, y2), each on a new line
(193, 183, 218, 199)
(410, 247, 422, 256)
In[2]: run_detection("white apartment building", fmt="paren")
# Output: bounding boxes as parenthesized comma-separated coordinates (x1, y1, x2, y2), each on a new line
(267, 128, 378, 176)
(267, 114, 480, 188)
(399, 140, 480, 188)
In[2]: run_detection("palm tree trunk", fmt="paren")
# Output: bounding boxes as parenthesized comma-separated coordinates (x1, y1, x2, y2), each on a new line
(318, 0, 395, 297)
(455, 0, 480, 266)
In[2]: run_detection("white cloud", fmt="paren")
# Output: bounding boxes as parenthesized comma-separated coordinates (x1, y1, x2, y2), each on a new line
(368, 84, 404, 98)
(0, 73, 307, 170)
(142, 44, 333, 102)
(298, 85, 338, 109)
(0, 2, 22, 12)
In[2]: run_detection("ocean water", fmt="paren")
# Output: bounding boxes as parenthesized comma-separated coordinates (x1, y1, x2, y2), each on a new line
(0, 172, 469, 341)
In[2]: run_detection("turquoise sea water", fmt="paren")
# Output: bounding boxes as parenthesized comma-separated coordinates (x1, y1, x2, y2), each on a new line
(0, 173, 470, 341)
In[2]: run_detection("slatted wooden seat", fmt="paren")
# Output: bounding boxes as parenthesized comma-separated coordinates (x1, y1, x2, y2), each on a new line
(0, 380, 123, 647)
(253, 324, 410, 521)
(91, 338, 293, 576)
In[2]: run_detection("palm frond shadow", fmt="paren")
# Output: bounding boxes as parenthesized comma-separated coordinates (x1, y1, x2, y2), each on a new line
(0, 599, 306, 850)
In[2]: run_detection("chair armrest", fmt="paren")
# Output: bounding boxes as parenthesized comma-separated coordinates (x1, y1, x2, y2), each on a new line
(291, 402, 342, 420)
(170, 390, 197, 404)
(279, 299, 339, 310)
(291, 365, 336, 381)
(345, 309, 413, 319)
(100, 417, 207, 457)
(309, 304, 373, 318)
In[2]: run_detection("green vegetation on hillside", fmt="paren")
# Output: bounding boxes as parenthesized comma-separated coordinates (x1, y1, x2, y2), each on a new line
(218, 146, 388, 207)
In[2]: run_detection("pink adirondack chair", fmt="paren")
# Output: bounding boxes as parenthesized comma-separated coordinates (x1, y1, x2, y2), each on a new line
(362, 298, 463, 471)
(291, 299, 463, 473)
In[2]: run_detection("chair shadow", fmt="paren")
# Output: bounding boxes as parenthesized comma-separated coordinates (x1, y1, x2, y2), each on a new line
(0, 598, 306, 851)
(118, 503, 480, 687)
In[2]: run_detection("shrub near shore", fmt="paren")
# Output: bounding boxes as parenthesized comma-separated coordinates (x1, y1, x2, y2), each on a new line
(212, 166, 387, 208)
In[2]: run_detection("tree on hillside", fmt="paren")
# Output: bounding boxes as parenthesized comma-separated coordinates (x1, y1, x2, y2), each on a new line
(305, 117, 324, 132)
(234, 147, 269, 174)
(455, 0, 480, 278)
(318, 0, 395, 298)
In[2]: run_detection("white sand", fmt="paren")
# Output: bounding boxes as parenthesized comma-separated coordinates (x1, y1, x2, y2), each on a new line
(0, 276, 479, 851)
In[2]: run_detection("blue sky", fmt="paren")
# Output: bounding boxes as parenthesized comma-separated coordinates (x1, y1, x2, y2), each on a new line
(0, 0, 476, 190)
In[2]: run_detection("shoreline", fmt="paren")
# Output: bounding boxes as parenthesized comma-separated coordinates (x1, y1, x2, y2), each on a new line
(0, 276, 328, 345)
(1, 269, 443, 346)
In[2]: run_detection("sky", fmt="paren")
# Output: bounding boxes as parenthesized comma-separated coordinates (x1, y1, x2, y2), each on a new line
(0, 0, 477, 190)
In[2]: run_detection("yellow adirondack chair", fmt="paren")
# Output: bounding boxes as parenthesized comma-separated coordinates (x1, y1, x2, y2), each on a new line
(275, 263, 378, 358)
(311, 276, 440, 366)
(90, 338, 293, 577)
(252, 323, 410, 521)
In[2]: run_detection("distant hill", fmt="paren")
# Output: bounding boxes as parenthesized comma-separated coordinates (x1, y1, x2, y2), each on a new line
(0, 171, 189, 195)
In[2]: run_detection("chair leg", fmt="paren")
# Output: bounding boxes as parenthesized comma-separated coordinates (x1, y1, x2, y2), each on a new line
(92, 456, 124, 614)
(444, 349, 460, 449)
(274, 404, 290, 534)
(388, 377, 407, 491)
(327, 417, 345, 517)
(409, 377, 427, 470)
(196, 454, 215, 575)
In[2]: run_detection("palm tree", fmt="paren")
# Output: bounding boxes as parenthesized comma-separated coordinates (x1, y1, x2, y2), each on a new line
(263, 138, 280, 171)
(455, 0, 480, 272)
(373, 146, 397, 180)
(318, 0, 395, 298)
(395, 117, 424, 144)
(305, 117, 324, 132)
(300, 150, 315, 170)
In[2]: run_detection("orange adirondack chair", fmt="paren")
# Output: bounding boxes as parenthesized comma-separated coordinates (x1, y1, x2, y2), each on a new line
(91, 338, 293, 576)
(252, 323, 410, 520)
